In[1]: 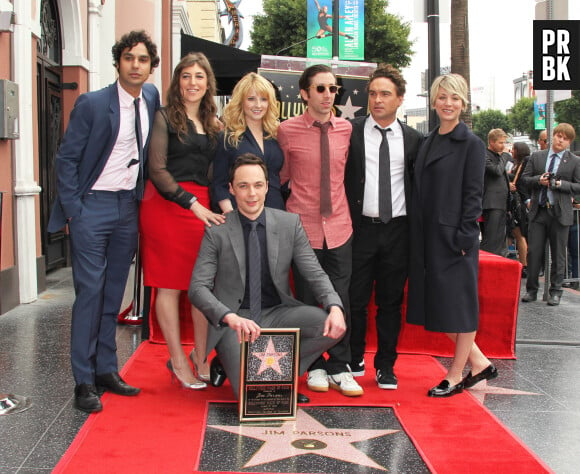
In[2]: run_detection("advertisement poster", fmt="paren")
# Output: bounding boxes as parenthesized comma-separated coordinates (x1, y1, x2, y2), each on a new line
(307, 0, 364, 60)
(534, 101, 546, 130)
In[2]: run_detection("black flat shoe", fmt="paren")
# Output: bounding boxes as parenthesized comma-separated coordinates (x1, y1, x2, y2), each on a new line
(74, 384, 102, 413)
(297, 392, 310, 403)
(210, 357, 227, 387)
(462, 364, 498, 388)
(428, 379, 464, 397)
(95, 372, 140, 396)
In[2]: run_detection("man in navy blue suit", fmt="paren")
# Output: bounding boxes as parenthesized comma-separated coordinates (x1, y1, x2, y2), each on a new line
(48, 31, 160, 413)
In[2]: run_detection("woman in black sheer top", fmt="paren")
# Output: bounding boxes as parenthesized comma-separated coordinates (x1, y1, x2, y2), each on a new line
(140, 53, 224, 389)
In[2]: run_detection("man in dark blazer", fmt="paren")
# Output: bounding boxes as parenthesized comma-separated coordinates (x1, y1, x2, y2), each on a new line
(480, 129, 510, 257)
(344, 64, 422, 390)
(189, 154, 346, 399)
(519, 123, 580, 306)
(47, 31, 160, 412)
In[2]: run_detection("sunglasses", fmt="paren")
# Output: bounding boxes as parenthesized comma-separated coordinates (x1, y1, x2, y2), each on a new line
(309, 84, 341, 94)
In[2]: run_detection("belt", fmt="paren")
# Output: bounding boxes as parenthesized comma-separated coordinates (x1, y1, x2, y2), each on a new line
(85, 189, 137, 201)
(360, 215, 408, 224)
(361, 216, 384, 224)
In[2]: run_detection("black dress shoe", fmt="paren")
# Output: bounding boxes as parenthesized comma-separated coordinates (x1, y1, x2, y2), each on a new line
(297, 392, 310, 403)
(74, 384, 102, 413)
(210, 357, 227, 387)
(462, 364, 498, 388)
(547, 293, 561, 306)
(428, 379, 464, 397)
(521, 291, 537, 302)
(95, 372, 140, 396)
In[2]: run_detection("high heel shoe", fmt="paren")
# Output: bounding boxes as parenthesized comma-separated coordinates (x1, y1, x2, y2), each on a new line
(189, 348, 211, 382)
(166, 360, 207, 390)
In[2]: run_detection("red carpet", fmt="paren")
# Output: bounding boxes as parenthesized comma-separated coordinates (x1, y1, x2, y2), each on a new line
(147, 252, 520, 359)
(54, 342, 550, 473)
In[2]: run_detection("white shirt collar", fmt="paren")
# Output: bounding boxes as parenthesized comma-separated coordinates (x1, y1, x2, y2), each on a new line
(116, 81, 143, 108)
(367, 115, 402, 136)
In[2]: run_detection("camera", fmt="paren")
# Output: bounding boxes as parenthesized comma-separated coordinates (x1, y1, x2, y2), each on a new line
(546, 172, 558, 188)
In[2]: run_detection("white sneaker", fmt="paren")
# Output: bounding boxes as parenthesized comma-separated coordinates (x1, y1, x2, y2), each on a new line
(328, 371, 364, 397)
(307, 369, 329, 392)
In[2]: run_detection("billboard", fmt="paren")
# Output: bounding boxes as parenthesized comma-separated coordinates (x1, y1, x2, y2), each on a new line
(307, 0, 364, 60)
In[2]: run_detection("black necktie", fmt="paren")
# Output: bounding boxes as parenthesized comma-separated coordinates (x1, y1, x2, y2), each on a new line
(375, 126, 392, 223)
(313, 121, 332, 218)
(539, 153, 557, 206)
(248, 221, 262, 323)
(133, 97, 144, 198)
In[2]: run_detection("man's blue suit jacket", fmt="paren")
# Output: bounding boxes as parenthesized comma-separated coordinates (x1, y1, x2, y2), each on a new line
(47, 82, 160, 232)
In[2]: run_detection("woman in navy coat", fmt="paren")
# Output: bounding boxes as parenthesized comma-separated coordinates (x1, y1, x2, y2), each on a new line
(213, 73, 285, 212)
(407, 74, 498, 397)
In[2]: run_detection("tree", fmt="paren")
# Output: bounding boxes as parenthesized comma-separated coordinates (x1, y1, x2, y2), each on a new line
(472, 110, 510, 143)
(554, 90, 580, 141)
(450, 0, 472, 127)
(249, 0, 414, 69)
(509, 97, 537, 140)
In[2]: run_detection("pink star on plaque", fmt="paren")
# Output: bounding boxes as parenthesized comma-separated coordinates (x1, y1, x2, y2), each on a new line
(252, 337, 288, 375)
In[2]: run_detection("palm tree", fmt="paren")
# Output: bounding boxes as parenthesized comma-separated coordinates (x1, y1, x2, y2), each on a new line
(450, 0, 472, 128)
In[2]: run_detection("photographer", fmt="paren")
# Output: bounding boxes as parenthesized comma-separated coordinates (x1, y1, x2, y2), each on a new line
(519, 123, 580, 306)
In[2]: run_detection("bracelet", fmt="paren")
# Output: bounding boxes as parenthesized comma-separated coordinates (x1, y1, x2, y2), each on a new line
(189, 196, 198, 206)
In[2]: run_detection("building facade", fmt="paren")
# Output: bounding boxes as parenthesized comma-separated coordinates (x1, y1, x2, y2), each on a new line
(0, 0, 222, 315)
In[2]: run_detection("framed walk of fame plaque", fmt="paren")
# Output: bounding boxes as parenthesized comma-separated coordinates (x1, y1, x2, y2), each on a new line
(239, 328, 300, 423)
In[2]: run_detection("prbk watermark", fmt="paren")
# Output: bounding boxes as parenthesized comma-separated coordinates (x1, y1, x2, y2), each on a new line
(533, 20, 580, 90)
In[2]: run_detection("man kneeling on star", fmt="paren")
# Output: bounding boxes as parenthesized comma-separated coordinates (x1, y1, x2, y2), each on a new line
(189, 153, 347, 400)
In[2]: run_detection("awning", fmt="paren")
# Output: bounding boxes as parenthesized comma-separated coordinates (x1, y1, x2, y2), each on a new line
(181, 32, 262, 95)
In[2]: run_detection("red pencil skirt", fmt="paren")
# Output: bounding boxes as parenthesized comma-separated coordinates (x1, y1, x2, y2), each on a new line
(140, 180, 209, 290)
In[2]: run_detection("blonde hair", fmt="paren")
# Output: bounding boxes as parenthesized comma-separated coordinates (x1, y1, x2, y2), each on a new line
(488, 128, 508, 143)
(222, 73, 279, 148)
(430, 73, 469, 112)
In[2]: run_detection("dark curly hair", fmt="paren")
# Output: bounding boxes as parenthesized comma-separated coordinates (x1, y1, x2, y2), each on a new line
(165, 52, 220, 143)
(368, 63, 406, 96)
(111, 30, 160, 71)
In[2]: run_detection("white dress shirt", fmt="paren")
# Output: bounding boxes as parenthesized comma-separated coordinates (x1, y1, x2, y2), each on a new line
(92, 82, 150, 191)
(362, 116, 406, 218)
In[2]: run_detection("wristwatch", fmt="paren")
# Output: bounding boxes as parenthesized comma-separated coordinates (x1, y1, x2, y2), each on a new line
(189, 196, 198, 206)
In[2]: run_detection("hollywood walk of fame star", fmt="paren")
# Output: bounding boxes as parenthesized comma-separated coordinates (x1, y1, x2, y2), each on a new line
(466, 380, 540, 404)
(209, 408, 399, 470)
(336, 96, 363, 119)
(252, 337, 288, 376)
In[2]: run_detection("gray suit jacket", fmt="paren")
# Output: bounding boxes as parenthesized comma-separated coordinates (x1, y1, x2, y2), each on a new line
(189, 208, 342, 350)
(519, 149, 580, 226)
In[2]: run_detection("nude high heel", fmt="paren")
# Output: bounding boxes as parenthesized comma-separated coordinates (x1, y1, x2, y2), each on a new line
(189, 348, 211, 382)
(166, 360, 206, 390)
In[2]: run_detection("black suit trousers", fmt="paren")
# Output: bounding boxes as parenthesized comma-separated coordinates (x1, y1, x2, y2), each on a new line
(292, 237, 352, 374)
(349, 217, 409, 371)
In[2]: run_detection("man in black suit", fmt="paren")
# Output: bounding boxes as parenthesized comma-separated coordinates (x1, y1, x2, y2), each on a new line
(345, 64, 422, 390)
(480, 129, 510, 257)
(520, 123, 580, 306)
(48, 31, 161, 412)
